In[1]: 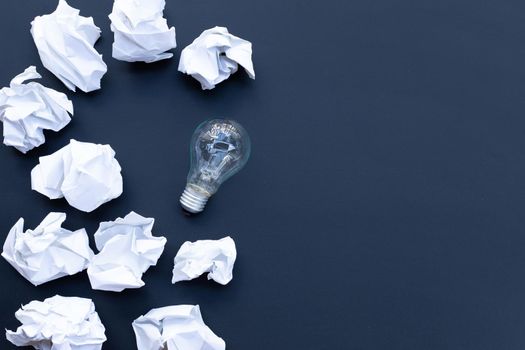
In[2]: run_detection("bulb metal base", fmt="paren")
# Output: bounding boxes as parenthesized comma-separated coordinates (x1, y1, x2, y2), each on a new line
(180, 186, 210, 214)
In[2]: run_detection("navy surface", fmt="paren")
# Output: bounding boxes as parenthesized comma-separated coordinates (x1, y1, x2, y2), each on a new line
(1, 0, 525, 349)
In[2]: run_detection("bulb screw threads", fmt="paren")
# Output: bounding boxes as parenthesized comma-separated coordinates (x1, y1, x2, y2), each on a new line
(180, 186, 210, 214)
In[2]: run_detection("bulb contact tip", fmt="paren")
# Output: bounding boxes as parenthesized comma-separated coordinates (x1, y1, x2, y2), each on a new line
(180, 186, 209, 214)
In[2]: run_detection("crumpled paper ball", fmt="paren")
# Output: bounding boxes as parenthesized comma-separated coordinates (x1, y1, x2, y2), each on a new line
(0, 66, 73, 153)
(31, 0, 107, 92)
(87, 211, 167, 292)
(172, 236, 237, 285)
(109, 0, 177, 63)
(31, 139, 123, 212)
(178, 26, 255, 90)
(132, 305, 225, 350)
(2, 212, 93, 286)
(6, 295, 107, 350)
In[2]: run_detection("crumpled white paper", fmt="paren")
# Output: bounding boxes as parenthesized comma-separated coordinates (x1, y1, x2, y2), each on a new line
(178, 26, 255, 90)
(6, 295, 107, 350)
(31, 0, 107, 92)
(87, 211, 167, 292)
(172, 236, 236, 285)
(31, 139, 123, 212)
(109, 0, 176, 63)
(132, 305, 225, 350)
(2, 212, 93, 286)
(0, 66, 73, 153)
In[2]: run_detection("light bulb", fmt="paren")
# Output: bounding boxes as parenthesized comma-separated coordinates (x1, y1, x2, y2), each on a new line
(180, 119, 251, 213)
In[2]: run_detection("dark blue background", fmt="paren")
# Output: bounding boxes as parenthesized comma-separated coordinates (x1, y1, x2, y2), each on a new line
(1, 0, 525, 349)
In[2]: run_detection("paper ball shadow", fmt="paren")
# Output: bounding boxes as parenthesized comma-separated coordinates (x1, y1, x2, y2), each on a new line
(178, 69, 255, 97)
(122, 56, 176, 74)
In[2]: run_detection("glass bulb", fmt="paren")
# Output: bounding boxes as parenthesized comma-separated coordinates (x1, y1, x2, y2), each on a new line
(180, 119, 251, 213)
